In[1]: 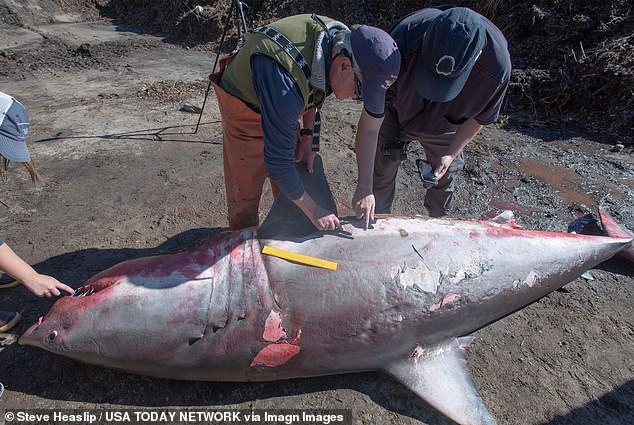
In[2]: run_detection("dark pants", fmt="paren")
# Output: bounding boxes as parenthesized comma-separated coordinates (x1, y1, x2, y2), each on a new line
(373, 106, 465, 217)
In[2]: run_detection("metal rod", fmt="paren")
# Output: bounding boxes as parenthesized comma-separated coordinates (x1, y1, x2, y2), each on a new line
(236, 1, 248, 35)
(194, 0, 238, 134)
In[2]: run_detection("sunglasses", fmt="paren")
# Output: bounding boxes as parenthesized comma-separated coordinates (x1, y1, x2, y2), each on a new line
(341, 49, 363, 101)
(353, 72, 363, 102)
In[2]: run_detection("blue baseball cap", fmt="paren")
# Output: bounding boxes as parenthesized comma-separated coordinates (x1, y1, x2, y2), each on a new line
(0, 92, 31, 162)
(415, 8, 487, 102)
(350, 25, 400, 115)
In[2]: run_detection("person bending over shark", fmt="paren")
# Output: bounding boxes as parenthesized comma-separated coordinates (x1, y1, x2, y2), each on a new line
(211, 14, 400, 231)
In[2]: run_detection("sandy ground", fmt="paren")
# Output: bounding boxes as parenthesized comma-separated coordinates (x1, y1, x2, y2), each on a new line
(0, 17, 633, 425)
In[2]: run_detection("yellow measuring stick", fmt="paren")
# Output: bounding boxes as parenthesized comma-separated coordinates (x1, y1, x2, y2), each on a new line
(262, 245, 338, 271)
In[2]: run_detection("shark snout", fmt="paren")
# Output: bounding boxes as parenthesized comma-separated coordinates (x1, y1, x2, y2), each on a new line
(19, 320, 43, 348)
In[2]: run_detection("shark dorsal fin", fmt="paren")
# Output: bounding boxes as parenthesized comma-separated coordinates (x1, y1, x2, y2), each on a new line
(489, 210, 525, 229)
(385, 337, 497, 425)
(490, 210, 514, 223)
(257, 154, 337, 241)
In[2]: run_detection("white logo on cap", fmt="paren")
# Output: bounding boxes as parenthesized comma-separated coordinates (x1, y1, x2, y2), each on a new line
(381, 77, 397, 90)
(18, 122, 29, 137)
(435, 55, 455, 76)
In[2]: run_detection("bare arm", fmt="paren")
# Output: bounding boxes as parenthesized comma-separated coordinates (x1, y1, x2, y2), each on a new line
(0, 242, 74, 297)
(294, 107, 317, 173)
(352, 109, 385, 230)
(293, 192, 341, 231)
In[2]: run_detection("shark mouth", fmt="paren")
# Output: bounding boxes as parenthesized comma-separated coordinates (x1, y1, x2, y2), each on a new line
(72, 285, 96, 297)
(71, 274, 124, 298)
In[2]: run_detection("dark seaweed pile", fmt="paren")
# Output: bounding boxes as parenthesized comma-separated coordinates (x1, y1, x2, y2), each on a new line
(96, 0, 634, 144)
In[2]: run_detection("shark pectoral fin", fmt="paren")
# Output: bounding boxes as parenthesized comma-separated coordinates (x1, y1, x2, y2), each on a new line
(385, 337, 496, 425)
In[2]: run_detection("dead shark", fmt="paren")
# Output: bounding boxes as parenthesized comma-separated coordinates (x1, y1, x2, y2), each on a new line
(20, 157, 632, 425)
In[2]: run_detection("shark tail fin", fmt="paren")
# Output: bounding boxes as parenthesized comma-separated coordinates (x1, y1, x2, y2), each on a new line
(598, 208, 634, 262)
(598, 208, 634, 240)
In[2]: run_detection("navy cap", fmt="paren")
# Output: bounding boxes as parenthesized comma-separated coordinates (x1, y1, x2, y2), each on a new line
(415, 8, 486, 102)
(350, 25, 400, 115)
(0, 92, 31, 162)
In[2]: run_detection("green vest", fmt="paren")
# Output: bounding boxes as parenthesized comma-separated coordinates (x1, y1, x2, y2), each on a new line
(220, 14, 336, 111)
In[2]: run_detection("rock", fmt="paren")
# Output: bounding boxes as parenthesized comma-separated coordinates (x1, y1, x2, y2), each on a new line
(180, 104, 202, 113)
(611, 144, 624, 152)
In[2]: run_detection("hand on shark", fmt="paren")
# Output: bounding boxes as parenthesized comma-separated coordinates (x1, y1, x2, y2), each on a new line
(310, 206, 340, 231)
(292, 191, 341, 231)
(352, 190, 375, 230)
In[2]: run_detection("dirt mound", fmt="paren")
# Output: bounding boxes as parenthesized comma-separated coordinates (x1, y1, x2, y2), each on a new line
(481, 0, 633, 143)
(96, 0, 634, 144)
(0, 0, 59, 26)
(0, 0, 103, 25)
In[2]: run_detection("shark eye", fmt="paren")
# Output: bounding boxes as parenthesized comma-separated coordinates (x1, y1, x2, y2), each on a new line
(47, 331, 58, 342)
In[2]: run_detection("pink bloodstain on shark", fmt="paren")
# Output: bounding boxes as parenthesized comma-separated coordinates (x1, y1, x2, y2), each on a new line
(250, 310, 301, 367)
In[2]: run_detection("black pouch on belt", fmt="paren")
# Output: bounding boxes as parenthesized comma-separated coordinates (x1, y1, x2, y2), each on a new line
(380, 141, 408, 161)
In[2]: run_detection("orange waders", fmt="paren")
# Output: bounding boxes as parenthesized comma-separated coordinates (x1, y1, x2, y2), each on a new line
(211, 60, 279, 230)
